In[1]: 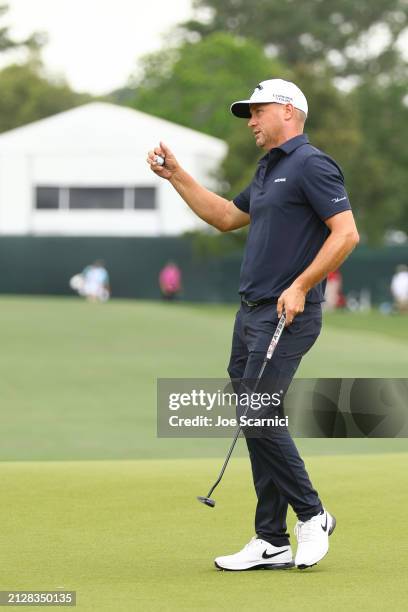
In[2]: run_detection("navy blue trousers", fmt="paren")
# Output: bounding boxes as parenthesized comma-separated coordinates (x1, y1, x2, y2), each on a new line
(227, 300, 323, 547)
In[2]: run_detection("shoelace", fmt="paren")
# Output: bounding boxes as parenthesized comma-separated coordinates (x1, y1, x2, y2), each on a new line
(295, 515, 323, 543)
(242, 536, 259, 551)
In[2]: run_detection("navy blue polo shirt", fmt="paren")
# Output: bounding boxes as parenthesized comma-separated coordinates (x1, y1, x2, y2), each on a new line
(233, 134, 351, 303)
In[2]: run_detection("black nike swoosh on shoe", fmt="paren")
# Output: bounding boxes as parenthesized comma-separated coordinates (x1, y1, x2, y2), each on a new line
(321, 515, 328, 532)
(262, 549, 288, 560)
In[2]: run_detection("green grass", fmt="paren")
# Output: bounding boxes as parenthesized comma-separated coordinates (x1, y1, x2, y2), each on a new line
(0, 297, 407, 610)
(0, 454, 407, 611)
(321, 308, 408, 341)
(0, 296, 407, 461)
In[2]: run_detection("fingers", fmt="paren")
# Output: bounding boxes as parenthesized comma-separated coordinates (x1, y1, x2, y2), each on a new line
(146, 149, 168, 177)
(159, 141, 172, 157)
(285, 311, 294, 326)
(277, 296, 294, 326)
(146, 142, 180, 182)
(281, 304, 294, 326)
(147, 148, 164, 164)
(277, 285, 306, 327)
(277, 297, 283, 318)
(283, 306, 304, 326)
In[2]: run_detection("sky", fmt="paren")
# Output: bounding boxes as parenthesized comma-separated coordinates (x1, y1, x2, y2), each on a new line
(1, 0, 194, 94)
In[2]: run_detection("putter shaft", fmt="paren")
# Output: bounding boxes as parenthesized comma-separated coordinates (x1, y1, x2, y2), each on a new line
(198, 313, 286, 506)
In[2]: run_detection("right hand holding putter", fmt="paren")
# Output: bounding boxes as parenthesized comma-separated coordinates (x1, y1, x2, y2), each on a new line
(146, 142, 178, 180)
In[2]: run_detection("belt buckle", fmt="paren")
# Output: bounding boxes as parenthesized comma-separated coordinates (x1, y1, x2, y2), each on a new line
(243, 298, 258, 308)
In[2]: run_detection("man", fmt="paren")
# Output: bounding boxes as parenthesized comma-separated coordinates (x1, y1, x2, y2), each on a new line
(147, 78, 359, 570)
(70, 260, 110, 303)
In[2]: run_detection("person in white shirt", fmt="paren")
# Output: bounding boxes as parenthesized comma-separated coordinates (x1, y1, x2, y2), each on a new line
(70, 260, 110, 302)
(391, 264, 408, 312)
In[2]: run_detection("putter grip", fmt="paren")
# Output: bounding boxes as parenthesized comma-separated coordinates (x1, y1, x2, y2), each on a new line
(266, 313, 286, 360)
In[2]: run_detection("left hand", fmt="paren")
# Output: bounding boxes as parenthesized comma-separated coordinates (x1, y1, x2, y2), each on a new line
(277, 283, 307, 326)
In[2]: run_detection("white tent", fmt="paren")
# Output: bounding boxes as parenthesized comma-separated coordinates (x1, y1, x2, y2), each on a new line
(0, 102, 227, 236)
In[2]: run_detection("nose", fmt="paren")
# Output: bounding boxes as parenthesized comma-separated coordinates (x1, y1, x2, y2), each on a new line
(248, 114, 256, 128)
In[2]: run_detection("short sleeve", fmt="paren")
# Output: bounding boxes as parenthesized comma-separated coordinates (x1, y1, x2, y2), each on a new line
(233, 184, 251, 213)
(302, 154, 351, 221)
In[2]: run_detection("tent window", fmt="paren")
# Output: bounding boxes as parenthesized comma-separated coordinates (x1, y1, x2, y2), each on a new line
(69, 188, 124, 209)
(133, 187, 156, 209)
(35, 186, 157, 210)
(36, 187, 59, 209)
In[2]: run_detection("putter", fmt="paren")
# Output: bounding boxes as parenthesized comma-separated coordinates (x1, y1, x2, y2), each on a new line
(197, 311, 286, 508)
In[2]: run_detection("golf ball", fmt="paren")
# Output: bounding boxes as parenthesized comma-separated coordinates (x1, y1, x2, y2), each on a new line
(155, 155, 165, 166)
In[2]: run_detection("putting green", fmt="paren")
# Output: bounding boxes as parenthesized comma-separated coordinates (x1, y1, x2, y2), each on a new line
(1, 454, 407, 611)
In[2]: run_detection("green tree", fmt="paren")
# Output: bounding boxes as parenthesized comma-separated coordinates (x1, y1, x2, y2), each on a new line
(347, 79, 408, 240)
(185, 0, 408, 79)
(119, 32, 283, 139)
(0, 3, 91, 133)
(119, 32, 383, 239)
(222, 72, 408, 244)
(222, 65, 363, 220)
(0, 2, 45, 53)
(0, 63, 91, 133)
(116, 9, 408, 243)
(178, 0, 408, 243)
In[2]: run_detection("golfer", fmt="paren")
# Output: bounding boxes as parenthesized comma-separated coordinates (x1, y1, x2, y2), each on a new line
(147, 78, 359, 570)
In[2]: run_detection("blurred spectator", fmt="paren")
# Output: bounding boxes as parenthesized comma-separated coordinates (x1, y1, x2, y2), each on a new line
(390, 265, 408, 313)
(159, 261, 182, 300)
(70, 260, 110, 302)
(324, 270, 346, 310)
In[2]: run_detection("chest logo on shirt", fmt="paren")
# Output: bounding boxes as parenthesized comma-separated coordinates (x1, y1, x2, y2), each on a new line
(274, 177, 287, 182)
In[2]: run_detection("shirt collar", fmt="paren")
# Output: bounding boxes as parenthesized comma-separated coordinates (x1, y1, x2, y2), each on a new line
(259, 134, 309, 166)
(276, 133, 309, 155)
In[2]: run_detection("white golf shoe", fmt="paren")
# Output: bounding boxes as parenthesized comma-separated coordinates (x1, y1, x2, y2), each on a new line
(294, 508, 336, 569)
(215, 537, 294, 571)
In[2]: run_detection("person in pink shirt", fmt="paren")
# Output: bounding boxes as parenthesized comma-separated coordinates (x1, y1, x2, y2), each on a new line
(159, 261, 182, 300)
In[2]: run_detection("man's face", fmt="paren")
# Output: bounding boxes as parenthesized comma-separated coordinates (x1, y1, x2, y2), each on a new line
(247, 102, 287, 150)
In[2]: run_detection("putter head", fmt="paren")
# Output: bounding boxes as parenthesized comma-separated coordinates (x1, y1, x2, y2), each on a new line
(197, 496, 215, 508)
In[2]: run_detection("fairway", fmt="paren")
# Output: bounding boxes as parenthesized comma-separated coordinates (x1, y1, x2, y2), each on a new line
(0, 296, 407, 461)
(0, 296, 407, 611)
(0, 455, 407, 611)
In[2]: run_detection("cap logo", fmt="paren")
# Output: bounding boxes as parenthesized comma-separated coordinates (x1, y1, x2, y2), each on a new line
(273, 94, 293, 104)
(255, 83, 263, 91)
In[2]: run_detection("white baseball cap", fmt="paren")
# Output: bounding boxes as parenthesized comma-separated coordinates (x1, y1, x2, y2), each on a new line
(231, 78, 308, 118)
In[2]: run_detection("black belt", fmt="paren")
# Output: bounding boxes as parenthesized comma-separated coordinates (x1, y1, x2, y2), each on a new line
(241, 297, 277, 308)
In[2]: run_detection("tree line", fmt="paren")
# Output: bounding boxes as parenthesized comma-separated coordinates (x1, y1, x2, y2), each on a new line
(116, 0, 408, 243)
(0, 1, 407, 243)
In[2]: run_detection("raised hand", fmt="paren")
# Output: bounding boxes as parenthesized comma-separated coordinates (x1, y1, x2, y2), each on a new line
(146, 141, 179, 180)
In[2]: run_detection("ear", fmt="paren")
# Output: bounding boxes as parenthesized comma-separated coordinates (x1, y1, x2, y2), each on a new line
(283, 103, 295, 121)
